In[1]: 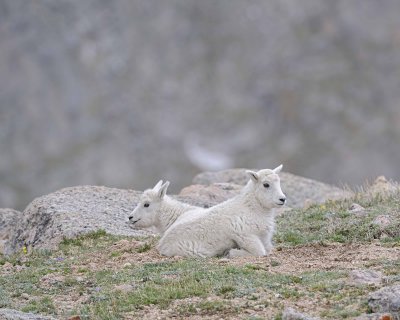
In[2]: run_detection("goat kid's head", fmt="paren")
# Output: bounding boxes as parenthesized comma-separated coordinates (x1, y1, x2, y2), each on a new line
(246, 164, 286, 209)
(128, 180, 170, 229)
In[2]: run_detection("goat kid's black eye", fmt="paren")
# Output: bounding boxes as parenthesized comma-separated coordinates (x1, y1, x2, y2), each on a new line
(144, 203, 150, 208)
(263, 183, 270, 188)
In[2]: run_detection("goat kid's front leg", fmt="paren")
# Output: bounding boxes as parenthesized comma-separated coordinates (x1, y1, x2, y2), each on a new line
(228, 236, 266, 258)
(261, 232, 274, 255)
(227, 248, 255, 257)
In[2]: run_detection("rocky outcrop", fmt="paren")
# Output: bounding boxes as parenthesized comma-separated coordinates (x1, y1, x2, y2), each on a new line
(8, 186, 144, 254)
(0, 209, 22, 255)
(192, 169, 352, 208)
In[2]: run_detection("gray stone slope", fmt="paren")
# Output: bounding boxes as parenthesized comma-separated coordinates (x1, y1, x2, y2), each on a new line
(193, 169, 352, 208)
(9, 186, 144, 253)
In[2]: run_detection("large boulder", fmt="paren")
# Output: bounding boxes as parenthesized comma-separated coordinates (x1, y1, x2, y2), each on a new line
(192, 169, 352, 208)
(8, 186, 145, 254)
(0, 208, 22, 255)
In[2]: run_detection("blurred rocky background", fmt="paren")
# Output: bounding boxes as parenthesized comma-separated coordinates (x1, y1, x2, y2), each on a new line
(1, 0, 400, 210)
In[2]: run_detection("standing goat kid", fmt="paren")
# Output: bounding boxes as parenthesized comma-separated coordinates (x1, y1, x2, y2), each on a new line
(158, 165, 286, 258)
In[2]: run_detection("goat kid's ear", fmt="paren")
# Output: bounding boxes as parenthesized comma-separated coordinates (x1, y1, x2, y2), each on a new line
(153, 180, 164, 191)
(158, 181, 170, 199)
(273, 164, 283, 174)
(246, 170, 259, 183)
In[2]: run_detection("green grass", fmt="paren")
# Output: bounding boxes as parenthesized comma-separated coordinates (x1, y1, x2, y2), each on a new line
(60, 229, 108, 247)
(276, 191, 400, 246)
(21, 296, 56, 314)
(136, 242, 152, 253)
(0, 287, 11, 308)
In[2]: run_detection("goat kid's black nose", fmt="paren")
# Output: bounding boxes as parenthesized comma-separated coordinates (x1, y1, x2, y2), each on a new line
(128, 216, 133, 220)
(279, 198, 286, 203)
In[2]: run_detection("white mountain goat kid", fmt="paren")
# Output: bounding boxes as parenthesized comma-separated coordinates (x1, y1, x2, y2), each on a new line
(157, 165, 286, 258)
(128, 180, 199, 235)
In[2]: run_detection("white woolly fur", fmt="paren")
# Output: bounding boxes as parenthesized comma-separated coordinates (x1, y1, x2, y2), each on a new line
(157, 165, 286, 258)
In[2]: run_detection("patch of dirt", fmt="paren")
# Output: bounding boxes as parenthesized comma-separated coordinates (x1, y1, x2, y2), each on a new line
(52, 292, 88, 316)
(225, 242, 400, 274)
(84, 240, 399, 276)
(39, 273, 66, 289)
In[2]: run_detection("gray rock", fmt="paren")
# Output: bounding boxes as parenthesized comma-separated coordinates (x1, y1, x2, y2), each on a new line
(368, 285, 400, 313)
(8, 186, 146, 254)
(349, 203, 367, 216)
(349, 269, 383, 285)
(193, 169, 352, 208)
(113, 284, 135, 293)
(0, 308, 57, 320)
(193, 169, 258, 186)
(0, 209, 22, 255)
(178, 183, 243, 208)
(372, 215, 392, 228)
(282, 307, 320, 320)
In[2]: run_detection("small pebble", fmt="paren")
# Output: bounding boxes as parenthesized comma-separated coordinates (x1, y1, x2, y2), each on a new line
(349, 203, 366, 215)
(2, 262, 13, 271)
(21, 293, 30, 300)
